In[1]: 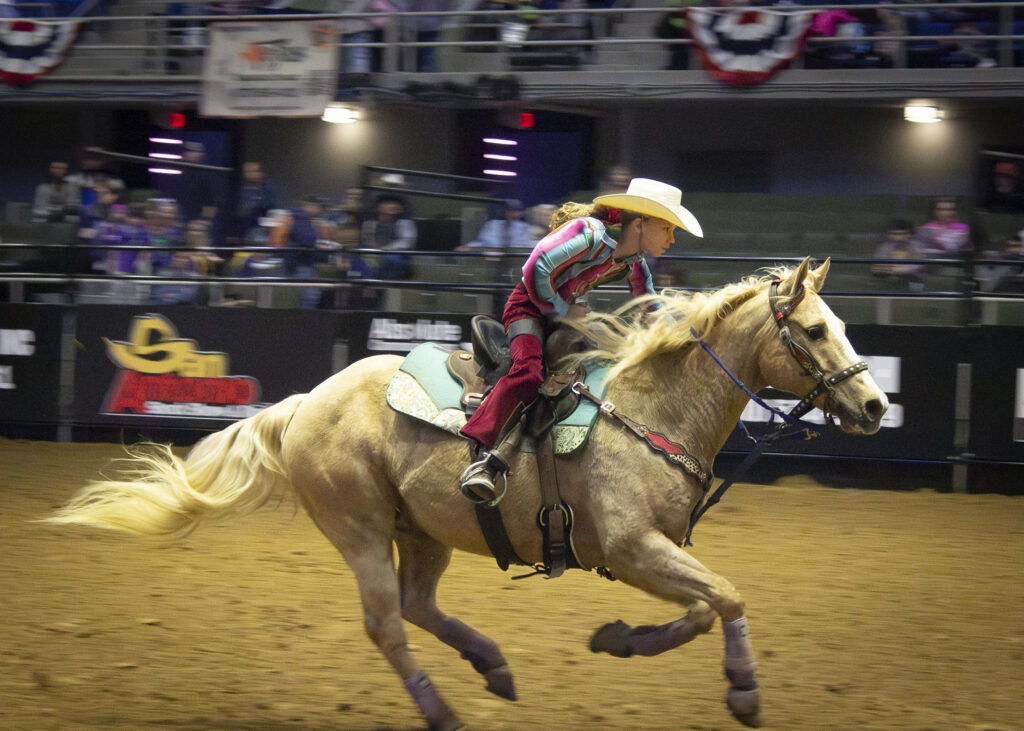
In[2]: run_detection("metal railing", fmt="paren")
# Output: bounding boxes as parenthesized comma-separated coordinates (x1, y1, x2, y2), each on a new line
(3, 2, 1023, 101)
(2, 241, 1022, 327)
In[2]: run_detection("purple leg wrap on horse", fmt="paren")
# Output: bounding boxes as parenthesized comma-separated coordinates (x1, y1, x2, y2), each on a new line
(626, 617, 703, 656)
(590, 612, 714, 658)
(723, 617, 758, 689)
(438, 617, 507, 673)
(403, 671, 443, 714)
(723, 617, 761, 726)
(403, 671, 460, 730)
(438, 617, 517, 701)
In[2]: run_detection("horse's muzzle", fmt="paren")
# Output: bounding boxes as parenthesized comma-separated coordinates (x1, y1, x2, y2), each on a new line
(837, 393, 889, 435)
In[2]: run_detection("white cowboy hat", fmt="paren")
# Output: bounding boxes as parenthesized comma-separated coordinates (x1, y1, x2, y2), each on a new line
(593, 178, 703, 238)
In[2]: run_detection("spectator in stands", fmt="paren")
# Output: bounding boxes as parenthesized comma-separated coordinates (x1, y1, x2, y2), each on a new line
(32, 161, 81, 223)
(94, 203, 145, 275)
(229, 207, 286, 277)
(915, 197, 970, 256)
(952, 20, 996, 69)
(805, 8, 883, 69)
(163, 141, 224, 240)
(145, 198, 186, 270)
(77, 178, 122, 241)
(331, 186, 367, 247)
(266, 195, 329, 309)
(336, 0, 386, 76)
(598, 165, 632, 196)
(526, 203, 556, 242)
(562, 164, 633, 203)
(230, 160, 279, 243)
(990, 231, 1024, 294)
(150, 249, 201, 305)
(361, 193, 417, 278)
(183, 218, 224, 276)
(872, 218, 926, 290)
(66, 148, 125, 211)
(654, 0, 694, 71)
(405, 0, 451, 72)
(456, 199, 534, 251)
(93, 203, 152, 302)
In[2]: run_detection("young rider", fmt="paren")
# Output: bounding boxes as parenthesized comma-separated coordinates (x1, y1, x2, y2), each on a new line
(458, 178, 703, 501)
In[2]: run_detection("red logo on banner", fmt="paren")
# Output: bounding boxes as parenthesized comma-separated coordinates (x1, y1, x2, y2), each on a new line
(101, 314, 266, 419)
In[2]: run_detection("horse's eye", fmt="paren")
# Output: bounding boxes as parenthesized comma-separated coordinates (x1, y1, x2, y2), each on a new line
(806, 324, 826, 340)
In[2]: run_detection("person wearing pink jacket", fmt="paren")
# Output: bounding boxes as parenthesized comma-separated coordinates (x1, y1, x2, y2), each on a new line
(458, 178, 703, 502)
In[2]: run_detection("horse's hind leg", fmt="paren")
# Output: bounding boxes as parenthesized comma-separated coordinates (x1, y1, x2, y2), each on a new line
(300, 500, 462, 731)
(397, 528, 517, 702)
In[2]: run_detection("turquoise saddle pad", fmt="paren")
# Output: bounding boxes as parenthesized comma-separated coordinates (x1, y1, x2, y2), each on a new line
(385, 342, 609, 455)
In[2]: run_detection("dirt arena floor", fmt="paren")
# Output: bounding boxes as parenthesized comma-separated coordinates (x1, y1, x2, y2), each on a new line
(1, 437, 1022, 731)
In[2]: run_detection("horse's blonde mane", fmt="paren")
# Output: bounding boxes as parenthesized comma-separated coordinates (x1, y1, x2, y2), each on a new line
(563, 266, 796, 383)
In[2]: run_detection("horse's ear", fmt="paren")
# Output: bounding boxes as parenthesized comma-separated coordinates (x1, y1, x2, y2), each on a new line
(778, 256, 811, 296)
(807, 257, 831, 292)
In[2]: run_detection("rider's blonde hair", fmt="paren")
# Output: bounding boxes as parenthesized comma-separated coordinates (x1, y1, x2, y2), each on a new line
(548, 203, 642, 231)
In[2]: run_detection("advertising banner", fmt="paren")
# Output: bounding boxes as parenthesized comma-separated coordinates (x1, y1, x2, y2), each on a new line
(0, 304, 64, 423)
(342, 312, 476, 362)
(200, 20, 339, 118)
(72, 307, 337, 428)
(966, 326, 1024, 461)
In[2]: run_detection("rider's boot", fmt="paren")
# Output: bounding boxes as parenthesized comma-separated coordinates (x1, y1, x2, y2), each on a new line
(459, 404, 526, 504)
(459, 449, 510, 504)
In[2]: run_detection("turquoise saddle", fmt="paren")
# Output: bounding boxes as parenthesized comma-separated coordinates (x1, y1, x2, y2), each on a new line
(385, 321, 609, 456)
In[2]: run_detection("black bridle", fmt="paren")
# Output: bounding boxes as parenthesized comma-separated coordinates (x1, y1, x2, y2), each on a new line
(767, 279, 868, 421)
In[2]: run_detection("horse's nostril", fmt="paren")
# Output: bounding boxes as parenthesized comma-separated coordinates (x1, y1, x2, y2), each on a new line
(864, 398, 884, 419)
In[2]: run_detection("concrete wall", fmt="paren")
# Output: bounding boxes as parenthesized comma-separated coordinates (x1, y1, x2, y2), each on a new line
(238, 105, 460, 215)
(618, 100, 1024, 198)
(3, 100, 1022, 216)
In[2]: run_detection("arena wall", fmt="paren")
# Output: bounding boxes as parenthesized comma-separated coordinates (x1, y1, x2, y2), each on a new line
(1, 303, 1021, 494)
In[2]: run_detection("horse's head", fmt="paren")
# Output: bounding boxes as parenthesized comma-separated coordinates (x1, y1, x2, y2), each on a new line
(755, 258, 888, 435)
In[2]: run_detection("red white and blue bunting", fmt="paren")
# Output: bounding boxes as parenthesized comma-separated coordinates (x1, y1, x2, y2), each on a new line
(0, 18, 81, 86)
(686, 7, 816, 87)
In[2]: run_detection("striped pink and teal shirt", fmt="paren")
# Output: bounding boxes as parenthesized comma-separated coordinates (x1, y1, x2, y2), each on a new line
(520, 217, 655, 318)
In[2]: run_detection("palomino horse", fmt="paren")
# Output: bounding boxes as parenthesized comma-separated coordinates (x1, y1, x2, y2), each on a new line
(47, 258, 888, 730)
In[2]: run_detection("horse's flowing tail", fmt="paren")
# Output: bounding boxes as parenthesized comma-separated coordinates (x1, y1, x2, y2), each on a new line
(44, 394, 307, 538)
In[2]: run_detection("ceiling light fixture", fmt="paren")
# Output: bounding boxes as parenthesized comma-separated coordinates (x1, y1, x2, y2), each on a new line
(904, 104, 943, 123)
(321, 104, 359, 124)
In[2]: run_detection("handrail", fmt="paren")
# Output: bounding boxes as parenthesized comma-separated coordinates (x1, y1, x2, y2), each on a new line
(3, 243, 1021, 301)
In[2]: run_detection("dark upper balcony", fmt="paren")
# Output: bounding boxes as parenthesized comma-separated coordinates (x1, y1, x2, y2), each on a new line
(2, 1, 1024, 105)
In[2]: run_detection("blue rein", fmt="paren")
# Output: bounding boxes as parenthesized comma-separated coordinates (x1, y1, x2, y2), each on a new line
(683, 331, 823, 547)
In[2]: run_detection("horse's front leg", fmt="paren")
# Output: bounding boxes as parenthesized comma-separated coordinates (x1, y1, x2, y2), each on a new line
(602, 531, 761, 728)
(589, 601, 716, 657)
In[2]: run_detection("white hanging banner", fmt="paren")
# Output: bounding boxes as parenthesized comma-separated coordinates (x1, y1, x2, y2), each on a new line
(1016, 368, 1024, 442)
(201, 20, 339, 118)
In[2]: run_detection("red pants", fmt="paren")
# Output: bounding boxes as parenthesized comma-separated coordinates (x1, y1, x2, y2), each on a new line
(459, 331, 544, 449)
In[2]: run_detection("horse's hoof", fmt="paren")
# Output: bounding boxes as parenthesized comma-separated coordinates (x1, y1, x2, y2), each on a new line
(589, 620, 632, 657)
(428, 710, 464, 731)
(726, 686, 761, 728)
(484, 664, 517, 701)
